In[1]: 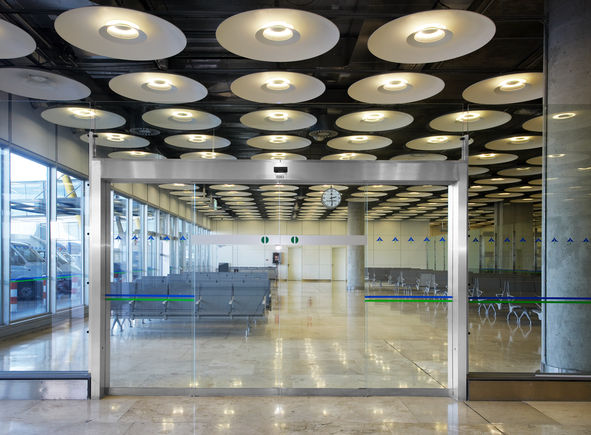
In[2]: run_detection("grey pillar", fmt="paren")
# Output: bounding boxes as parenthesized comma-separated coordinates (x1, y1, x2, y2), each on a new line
(347, 202, 365, 291)
(543, 0, 591, 373)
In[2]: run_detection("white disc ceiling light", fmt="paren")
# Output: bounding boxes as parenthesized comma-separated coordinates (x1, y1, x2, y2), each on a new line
(210, 184, 249, 191)
(390, 153, 447, 161)
(468, 153, 518, 165)
(327, 135, 391, 151)
(0, 68, 90, 100)
(522, 115, 542, 132)
(164, 134, 230, 150)
(142, 109, 220, 130)
(348, 73, 444, 104)
(335, 110, 413, 132)
(368, 10, 495, 64)
(108, 150, 164, 159)
(240, 109, 317, 131)
(247, 135, 310, 150)
(321, 153, 377, 160)
(406, 135, 472, 151)
(41, 107, 125, 129)
(475, 177, 521, 185)
(231, 72, 325, 104)
(469, 166, 489, 176)
(498, 166, 542, 176)
(0, 19, 36, 58)
(429, 110, 511, 132)
(80, 132, 148, 148)
(463, 73, 543, 104)
(215, 8, 339, 62)
(180, 151, 236, 160)
(485, 135, 542, 151)
(54, 6, 186, 61)
(109, 72, 207, 104)
(251, 152, 306, 161)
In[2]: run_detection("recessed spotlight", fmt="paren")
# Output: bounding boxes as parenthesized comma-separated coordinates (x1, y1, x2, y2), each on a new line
(171, 111, 193, 122)
(456, 112, 480, 122)
(26, 74, 50, 84)
(516, 167, 531, 171)
(339, 153, 357, 160)
(427, 136, 449, 143)
(104, 20, 140, 40)
(267, 111, 289, 121)
(106, 133, 125, 142)
(271, 152, 287, 158)
(412, 24, 447, 43)
(188, 135, 207, 143)
(200, 152, 217, 159)
(552, 112, 576, 120)
(382, 79, 408, 91)
(146, 78, 173, 91)
(491, 178, 505, 181)
(265, 78, 291, 91)
(498, 78, 526, 92)
(269, 135, 288, 144)
(349, 135, 369, 143)
(129, 150, 148, 156)
(548, 153, 565, 158)
(509, 136, 530, 143)
(361, 112, 384, 123)
(478, 153, 497, 159)
(68, 108, 97, 119)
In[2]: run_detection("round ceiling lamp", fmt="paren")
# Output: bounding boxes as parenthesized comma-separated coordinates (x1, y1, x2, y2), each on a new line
(348, 72, 444, 104)
(390, 153, 447, 161)
(142, 108, 220, 130)
(485, 135, 542, 151)
(80, 132, 148, 148)
(309, 185, 348, 191)
(522, 115, 542, 132)
(251, 152, 306, 161)
(367, 10, 495, 64)
(468, 166, 489, 176)
(327, 135, 392, 151)
(240, 109, 317, 131)
(180, 151, 236, 160)
(486, 192, 524, 199)
(0, 68, 90, 100)
(408, 185, 447, 192)
(259, 184, 299, 191)
(0, 19, 36, 59)
(335, 110, 413, 132)
(109, 72, 207, 104)
(347, 197, 379, 203)
(158, 183, 195, 190)
(41, 106, 125, 129)
(468, 153, 518, 165)
(54, 6, 186, 61)
(469, 185, 498, 192)
(210, 184, 249, 191)
(164, 134, 230, 150)
(358, 185, 398, 192)
(430, 110, 511, 132)
(215, 8, 339, 62)
(247, 135, 310, 150)
(463, 73, 543, 104)
(351, 192, 387, 198)
(321, 153, 377, 161)
(497, 166, 542, 177)
(216, 190, 252, 197)
(475, 177, 521, 185)
(406, 135, 473, 151)
(505, 185, 542, 193)
(108, 150, 164, 159)
(230, 72, 325, 104)
(526, 156, 542, 165)
(261, 191, 297, 197)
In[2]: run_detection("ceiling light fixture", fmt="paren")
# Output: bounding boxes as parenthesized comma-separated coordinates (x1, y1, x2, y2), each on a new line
(548, 153, 565, 158)
(106, 133, 125, 142)
(339, 153, 357, 160)
(188, 135, 207, 143)
(411, 24, 448, 44)
(146, 78, 173, 91)
(361, 112, 385, 123)
(68, 108, 97, 119)
(26, 74, 50, 84)
(349, 135, 369, 143)
(271, 152, 287, 158)
(269, 135, 288, 144)
(267, 111, 289, 122)
(516, 167, 531, 171)
(104, 20, 140, 40)
(552, 112, 576, 120)
(498, 78, 526, 92)
(478, 153, 497, 159)
(171, 111, 193, 122)
(264, 78, 291, 91)
(200, 152, 217, 159)
(427, 136, 449, 143)
(382, 79, 408, 91)
(260, 22, 296, 42)
(456, 112, 480, 122)
(129, 151, 148, 156)
(509, 136, 530, 143)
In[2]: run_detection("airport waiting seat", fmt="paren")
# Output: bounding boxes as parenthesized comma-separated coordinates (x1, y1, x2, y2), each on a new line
(198, 280, 233, 317)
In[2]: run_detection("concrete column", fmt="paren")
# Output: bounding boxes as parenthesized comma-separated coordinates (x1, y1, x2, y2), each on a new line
(543, 0, 591, 373)
(347, 202, 365, 291)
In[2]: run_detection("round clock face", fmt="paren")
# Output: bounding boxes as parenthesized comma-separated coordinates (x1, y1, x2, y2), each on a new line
(321, 188, 341, 209)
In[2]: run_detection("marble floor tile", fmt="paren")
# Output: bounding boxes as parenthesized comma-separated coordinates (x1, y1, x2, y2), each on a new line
(525, 402, 591, 425)
(466, 401, 560, 425)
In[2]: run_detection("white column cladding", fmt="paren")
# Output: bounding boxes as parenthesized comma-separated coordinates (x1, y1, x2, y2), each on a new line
(347, 202, 365, 291)
(543, 0, 591, 373)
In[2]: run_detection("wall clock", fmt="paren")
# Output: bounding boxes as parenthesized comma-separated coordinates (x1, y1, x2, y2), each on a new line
(321, 187, 341, 209)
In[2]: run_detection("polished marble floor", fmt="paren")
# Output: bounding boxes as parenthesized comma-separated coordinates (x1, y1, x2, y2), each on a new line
(2, 396, 591, 434)
(0, 281, 541, 389)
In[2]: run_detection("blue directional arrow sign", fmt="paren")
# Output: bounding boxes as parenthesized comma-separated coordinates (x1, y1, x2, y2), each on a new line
(377, 236, 383, 242)
(584, 238, 590, 243)
(163, 235, 170, 241)
(520, 238, 526, 242)
(489, 237, 495, 243)
(132, 235, 138, 241)
(551, 237, 558, 243)
(148, 235, 155, 241)
(472, 237, 479, 243)
(535, 238, 542, 243)
(504, 237, 511, 243)
(408, 237, 415, 242)
(567, 237, 574, 243)
(392, 237, 399, 242)
(439, 237, 446, 242)
(424, 237, 430, 242)
(180, 235, 187, 241)
(115, 235, 122, 240)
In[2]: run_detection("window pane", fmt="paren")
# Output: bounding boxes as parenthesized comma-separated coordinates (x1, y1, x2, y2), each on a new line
(112, 193, 128, 282)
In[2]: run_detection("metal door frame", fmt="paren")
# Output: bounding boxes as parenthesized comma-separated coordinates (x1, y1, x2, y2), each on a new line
(89, 144, 468, 400)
